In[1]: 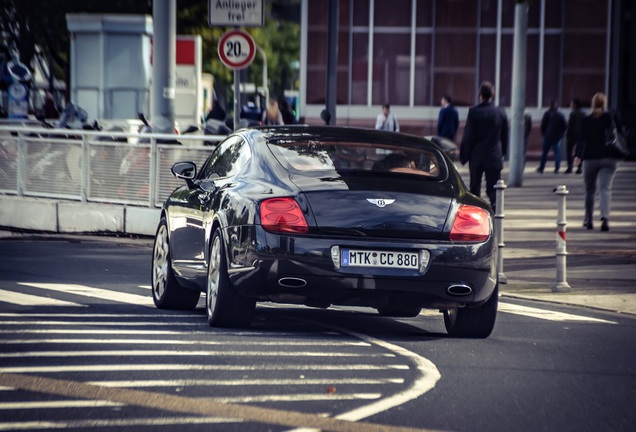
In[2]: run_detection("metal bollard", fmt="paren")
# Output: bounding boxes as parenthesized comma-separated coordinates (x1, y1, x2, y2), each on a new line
(494, 179, 507, 284)
(552, 185, 571, 292)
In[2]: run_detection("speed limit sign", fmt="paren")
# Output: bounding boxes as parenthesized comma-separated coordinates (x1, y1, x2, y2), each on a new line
(217, 30, 256, 70)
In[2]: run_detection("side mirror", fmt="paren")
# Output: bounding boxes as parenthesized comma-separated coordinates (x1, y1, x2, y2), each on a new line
(172, 161, 196, 180)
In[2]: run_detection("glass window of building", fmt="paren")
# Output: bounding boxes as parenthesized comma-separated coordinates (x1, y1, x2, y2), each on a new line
(303, 0, 611, 117)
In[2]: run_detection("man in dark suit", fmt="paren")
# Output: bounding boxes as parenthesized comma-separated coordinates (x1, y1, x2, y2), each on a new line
(460, 81, 509, 210)
(537, 100, 567, 173)
(437, 95, 459, 141)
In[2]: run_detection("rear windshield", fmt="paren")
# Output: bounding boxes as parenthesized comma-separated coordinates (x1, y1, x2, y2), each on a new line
(267, 140, 447, 180)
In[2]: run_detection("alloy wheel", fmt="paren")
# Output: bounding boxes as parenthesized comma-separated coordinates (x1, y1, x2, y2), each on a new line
(152, 224, 169, 300)
(206, 234, 221, 320)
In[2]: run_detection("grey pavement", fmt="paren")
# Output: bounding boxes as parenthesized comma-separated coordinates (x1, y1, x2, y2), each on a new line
(1, 161, 635, 316)
(457, 160, 636, 316)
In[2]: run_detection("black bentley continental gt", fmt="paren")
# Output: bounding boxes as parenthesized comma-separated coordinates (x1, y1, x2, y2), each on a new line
(151, 126, 498, 338)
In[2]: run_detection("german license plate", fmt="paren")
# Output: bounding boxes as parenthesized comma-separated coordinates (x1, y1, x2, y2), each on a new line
(341, 249, 419, 269)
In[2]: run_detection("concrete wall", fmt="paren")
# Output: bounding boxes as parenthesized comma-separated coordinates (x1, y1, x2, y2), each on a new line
(0, 196, 160, 237)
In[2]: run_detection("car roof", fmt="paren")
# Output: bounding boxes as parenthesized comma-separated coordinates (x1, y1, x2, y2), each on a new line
(237, 125, 438, 150)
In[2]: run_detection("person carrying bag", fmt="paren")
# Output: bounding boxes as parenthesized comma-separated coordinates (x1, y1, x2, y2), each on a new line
(574, 92, 623, 232)
(604, 115, 628, 159)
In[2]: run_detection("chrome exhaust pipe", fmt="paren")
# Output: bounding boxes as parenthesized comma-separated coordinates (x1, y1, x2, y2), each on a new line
(447, 284, 473, 296)
(278, 277, 307, 288)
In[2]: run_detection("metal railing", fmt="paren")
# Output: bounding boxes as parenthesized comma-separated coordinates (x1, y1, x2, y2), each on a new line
(0, 126, 225, 208)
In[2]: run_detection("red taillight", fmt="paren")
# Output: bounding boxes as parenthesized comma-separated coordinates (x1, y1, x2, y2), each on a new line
(449, 205, 491, 242)
(260, 198, 309, 234)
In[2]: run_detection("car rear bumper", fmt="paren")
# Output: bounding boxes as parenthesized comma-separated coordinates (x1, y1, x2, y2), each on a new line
(225, 227, 498, 310)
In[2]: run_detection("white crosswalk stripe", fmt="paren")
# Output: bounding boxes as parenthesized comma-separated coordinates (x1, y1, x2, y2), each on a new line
(1, 279, 617, 431)
(0, 364, 408, 374)
(14, 283, 153, 307)
(498, 302, 617, 324)
(0, 284, 619, 325)
(0, 417, 240, 431)
(0, 289, 84, 307)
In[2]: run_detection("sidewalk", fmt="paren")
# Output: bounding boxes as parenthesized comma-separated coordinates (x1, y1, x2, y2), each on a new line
(458, 160, 636, 316)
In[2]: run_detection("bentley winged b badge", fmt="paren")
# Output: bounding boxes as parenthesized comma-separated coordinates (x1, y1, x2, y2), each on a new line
(366, 198, 395, 208)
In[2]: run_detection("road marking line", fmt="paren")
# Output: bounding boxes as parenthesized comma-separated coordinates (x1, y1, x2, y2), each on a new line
(0, 417, 240, 431)
(0, 329, 203, 335)
(283, 318, 442, 425)
(499, 302, 617, 324)
(0, 329, 338, 337)
(209, 393, 382, 403)
(1, 350, 394, 358)
(0, 289, 84, 307)
(87, 378, 404, 388)
(0, 313, 196, 318)
(0, 337, 369, 347)
(17, 283, 153, 307)
(0, 394, 382, 410)
(0, 321, 203, 326)
(0, 364, 409, 374)
(0, 338, 371, 347)
(0, 373, 439, 432)
(0, 400, 123, 409)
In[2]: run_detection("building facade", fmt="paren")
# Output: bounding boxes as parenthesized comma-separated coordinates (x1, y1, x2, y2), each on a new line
(299, 0, 619, 138)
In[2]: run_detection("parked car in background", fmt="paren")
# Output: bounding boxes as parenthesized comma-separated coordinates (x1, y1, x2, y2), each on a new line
(151, 126, 498, 338)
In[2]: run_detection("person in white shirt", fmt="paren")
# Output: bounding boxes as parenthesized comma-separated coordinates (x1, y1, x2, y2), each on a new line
(375, 104, 399, 132)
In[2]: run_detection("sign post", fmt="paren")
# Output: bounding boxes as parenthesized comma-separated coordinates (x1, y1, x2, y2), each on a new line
(217, 30, 256, 131)
(209, 0, 264, 27)
(210, 0, 262, 131)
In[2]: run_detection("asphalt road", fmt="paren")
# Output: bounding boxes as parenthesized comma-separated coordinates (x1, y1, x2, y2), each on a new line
(0, 238, 635, 432)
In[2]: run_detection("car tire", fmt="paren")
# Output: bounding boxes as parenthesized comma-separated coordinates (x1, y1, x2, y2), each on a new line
(206, 228, 256, 328)
(151, 218, 201, 310)
(377, 305, 422, 318)
(443, 284, 498, 338)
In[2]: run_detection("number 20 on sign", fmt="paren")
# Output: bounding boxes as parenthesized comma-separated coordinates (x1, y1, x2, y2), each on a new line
(217, 30, 256, 70)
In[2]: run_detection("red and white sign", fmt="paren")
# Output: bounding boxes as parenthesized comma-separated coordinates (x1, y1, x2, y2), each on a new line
(217, 30, 256, 70)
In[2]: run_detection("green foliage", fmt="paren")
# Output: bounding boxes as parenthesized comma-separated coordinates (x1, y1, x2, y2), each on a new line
(0, 0, 300, 99)
(0, 0, 152, 79)
(177, 0, 300, 99)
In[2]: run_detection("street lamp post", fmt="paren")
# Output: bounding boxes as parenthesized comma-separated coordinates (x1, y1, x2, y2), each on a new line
(256, 45, 269, 108)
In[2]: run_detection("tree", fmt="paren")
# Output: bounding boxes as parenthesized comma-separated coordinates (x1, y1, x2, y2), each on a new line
(0, 0, 151, 94)
(177, 0, 300, 105)
(0, 0, 299, 108)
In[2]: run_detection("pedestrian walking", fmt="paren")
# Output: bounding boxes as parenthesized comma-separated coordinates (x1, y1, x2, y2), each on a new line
(537, 100, 567, 173)
(262, 99, 284, 125)
(437, 95, 459, 141)
(460, 81, 509, 210)
(574, 92, 621, 232)
(375, 104, 399, 132)
(565, 98, 585, 174)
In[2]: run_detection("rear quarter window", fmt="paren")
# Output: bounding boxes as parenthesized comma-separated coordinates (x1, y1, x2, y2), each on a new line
(267, 139, 447, 180)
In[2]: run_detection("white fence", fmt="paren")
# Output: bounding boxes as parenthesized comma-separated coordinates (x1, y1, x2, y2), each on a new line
(0, 126, 224, 209)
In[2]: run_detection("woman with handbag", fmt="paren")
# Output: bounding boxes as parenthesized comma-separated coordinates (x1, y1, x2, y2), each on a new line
(574, 92, 624, 232)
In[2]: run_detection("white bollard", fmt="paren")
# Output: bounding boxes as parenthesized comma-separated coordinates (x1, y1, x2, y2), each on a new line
(552, 185, 571, 293)
(494, 179, 507, 284)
